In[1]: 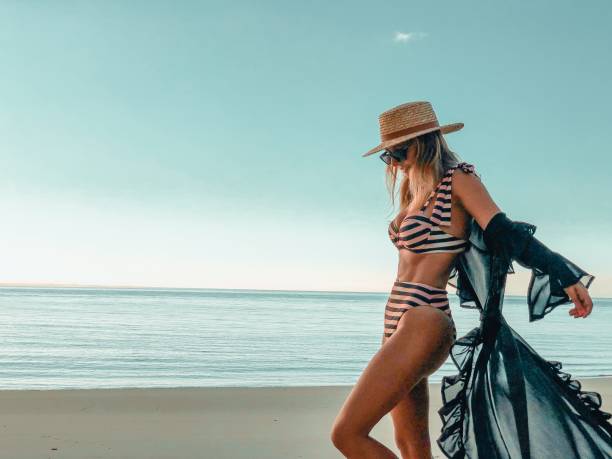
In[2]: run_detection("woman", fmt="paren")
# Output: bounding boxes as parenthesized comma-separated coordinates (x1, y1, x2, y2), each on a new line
(330, 101, 611, 458)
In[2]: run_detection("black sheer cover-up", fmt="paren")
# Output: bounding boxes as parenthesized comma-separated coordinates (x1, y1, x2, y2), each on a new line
(436, 218, 612, 459)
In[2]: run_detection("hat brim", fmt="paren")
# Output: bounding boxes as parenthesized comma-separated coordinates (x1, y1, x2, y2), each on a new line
(361, 122, 464, 157)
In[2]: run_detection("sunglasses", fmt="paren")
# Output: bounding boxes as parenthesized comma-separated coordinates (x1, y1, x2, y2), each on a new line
(379, 140, 414, 165)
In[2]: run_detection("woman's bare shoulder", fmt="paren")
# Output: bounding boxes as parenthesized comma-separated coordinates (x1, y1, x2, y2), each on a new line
(452, 161, 481, 183)
(451, 163, 501, 229)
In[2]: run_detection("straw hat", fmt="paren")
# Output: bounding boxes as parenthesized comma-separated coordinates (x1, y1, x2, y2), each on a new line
(361, 101, 464, 157)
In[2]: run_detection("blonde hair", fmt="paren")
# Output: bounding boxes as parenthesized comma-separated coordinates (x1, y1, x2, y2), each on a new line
(385, 130, 462, 214)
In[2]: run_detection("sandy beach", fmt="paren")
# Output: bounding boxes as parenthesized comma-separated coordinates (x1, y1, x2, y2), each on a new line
(1, 377, 610, 458)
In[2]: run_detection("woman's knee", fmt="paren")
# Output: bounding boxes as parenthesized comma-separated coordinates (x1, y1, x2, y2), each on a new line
(330, 417, 360, 452)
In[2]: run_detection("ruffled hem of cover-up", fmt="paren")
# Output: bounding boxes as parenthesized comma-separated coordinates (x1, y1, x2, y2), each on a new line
(436, 326, 481, 458)
(435, 331, 612, 459)
(546, 360, 612, 430)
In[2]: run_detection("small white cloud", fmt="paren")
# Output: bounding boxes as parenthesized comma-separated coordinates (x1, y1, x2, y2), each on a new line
(394, 31, 428, 43)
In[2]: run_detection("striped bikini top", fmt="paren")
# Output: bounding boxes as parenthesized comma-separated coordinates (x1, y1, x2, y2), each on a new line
(388, 162, 477, 254)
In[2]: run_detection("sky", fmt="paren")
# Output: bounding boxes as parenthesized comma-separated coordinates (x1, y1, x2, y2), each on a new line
(0, 1, 611, 296)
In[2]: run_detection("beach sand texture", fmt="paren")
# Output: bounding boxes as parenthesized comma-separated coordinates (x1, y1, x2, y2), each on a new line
(1, 378, 610, 458)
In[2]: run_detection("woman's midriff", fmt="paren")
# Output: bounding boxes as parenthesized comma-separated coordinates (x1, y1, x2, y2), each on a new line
(395, 250, 460, 290)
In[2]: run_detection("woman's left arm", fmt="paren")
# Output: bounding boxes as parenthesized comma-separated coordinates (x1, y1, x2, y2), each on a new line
(453, 168, 594, 319)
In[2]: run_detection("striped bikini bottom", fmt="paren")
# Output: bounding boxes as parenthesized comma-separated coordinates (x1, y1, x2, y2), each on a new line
(383, 280, 457, 342)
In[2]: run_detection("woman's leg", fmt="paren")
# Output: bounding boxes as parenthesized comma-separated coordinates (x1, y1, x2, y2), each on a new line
(390, 376, 432, 458)
(330, 306, 454, 458)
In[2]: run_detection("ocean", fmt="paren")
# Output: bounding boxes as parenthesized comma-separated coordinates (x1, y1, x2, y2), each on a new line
(0, 287, 610, 390)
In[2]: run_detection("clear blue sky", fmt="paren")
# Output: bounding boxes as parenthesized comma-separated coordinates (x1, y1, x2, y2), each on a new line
(1, 1, 610, 295)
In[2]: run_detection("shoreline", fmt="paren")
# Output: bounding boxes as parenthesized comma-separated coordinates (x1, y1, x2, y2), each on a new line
(1, 374, 611, 391)
(2, 377, 610, 458)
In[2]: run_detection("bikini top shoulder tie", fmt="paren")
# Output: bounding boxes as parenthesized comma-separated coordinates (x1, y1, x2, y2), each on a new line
(388, 162, 477, 254)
